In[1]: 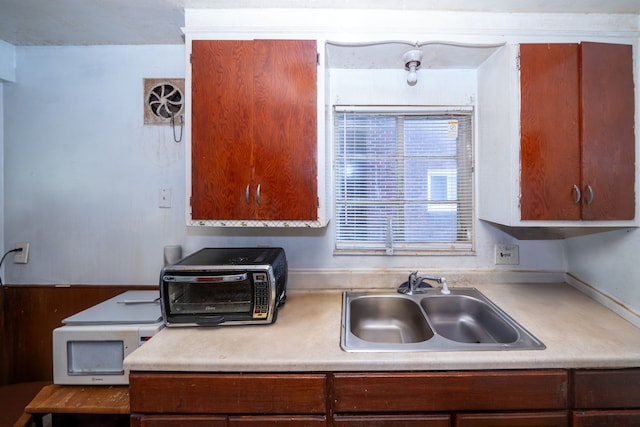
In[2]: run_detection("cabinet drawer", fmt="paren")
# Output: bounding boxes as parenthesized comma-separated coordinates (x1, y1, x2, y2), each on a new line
(332, 370, 568, 412)
(130, 373, 326, 414)
(573, 410, 640, 427)
(574, 369, 640, 409)
(131, 415, 227, 427)
(229, 415, 326, 426)
(333, 414, 450, 427)
(456, 411, 568, 427)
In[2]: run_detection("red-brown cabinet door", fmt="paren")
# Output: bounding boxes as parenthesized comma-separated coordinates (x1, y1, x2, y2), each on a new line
(191, 39, 317, 222)
(580, 42, 635, 220)
(252, 39, 318, 221)
(191, 40, 255, 220)
(520, 43, 581, 220)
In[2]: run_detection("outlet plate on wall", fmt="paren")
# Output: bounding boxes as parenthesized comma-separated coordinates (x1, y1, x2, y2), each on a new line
(495, 244, 519, 265)
(14, 242, 30, 264)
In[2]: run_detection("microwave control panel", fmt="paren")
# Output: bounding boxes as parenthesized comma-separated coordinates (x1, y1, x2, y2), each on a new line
(253, 273, 270, 318)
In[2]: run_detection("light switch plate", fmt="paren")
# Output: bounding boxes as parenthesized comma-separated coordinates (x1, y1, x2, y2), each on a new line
(159, 188, 172, 208)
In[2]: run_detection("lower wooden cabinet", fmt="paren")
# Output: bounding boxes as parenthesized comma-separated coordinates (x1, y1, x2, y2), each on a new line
(456, 412, 569, 427)
(333, 414, 451, 427)
(572, 369, 640, 427)
(573, 369, 640, 409)
(129, 369, 640, 427)
(131, 415, 227, 427)
(131, 415, 326, 427)
(332, 371, 567, 413)
(229, 416, 327, 427)
(573, 410, 640, 427)
(129, 372, 327, 415)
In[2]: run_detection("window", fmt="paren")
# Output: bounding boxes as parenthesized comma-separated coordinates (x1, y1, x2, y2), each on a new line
(334, 107, 474, 254)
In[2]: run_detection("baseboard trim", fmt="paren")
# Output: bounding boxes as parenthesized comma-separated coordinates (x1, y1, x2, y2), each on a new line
(565, 273, 640, 328)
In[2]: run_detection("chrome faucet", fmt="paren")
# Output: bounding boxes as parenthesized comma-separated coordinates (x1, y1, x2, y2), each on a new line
(398, 271, 450, 295)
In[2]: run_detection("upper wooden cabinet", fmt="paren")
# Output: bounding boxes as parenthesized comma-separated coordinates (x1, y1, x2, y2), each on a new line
(520, 42, 635, 221)
(478, 42, 637, 236)
(189, 39, 324, 226)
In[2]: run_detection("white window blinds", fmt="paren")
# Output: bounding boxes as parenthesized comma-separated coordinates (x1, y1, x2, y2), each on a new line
(334, 107, 474, 254)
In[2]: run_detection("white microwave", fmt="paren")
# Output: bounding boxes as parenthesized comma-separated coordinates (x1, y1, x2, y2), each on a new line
(53, 322, 162, 385)
(53, 290, 163, 385)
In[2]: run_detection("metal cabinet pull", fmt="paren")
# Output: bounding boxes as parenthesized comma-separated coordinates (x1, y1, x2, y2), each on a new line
(572, 184, 581, 204)
(585, 184, 594, 205)
(245, 184, 250, 204)
(256, 184, 261, 205)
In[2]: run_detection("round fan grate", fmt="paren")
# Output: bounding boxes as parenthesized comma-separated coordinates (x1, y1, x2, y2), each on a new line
(144, 78, 184, 125)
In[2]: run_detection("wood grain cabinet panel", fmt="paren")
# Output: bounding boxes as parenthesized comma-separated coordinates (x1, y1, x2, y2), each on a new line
(520, 43, 581, 221)
(333, 414, 451, 427)
(456, 411, 569, 427)
(132, 415, 326, 427)
(332, 370, 568, 413)
(229, 416, 326, 426)
(579, 42, 635, 220)
(519, 42, 635, 221)
(574, 369, 640, 409)
(129, 369, 640, 426)
(129, 373, 326, 414)
(190, 39, 318, 222)
(573, 410, 640, 427)
(131, 414, 227, 427)
(572, 369, 640, 427)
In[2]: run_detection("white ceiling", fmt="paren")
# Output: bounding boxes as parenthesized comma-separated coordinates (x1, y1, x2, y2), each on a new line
(1, 0, 639, 46)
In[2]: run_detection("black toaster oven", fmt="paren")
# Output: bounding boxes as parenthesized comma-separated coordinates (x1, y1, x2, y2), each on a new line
(160, 247, 287, 326)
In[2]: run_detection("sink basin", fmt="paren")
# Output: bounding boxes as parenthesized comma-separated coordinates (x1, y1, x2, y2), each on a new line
(350, 295, 433, 343)
(420, 295, 518, 344)
(341, 288, 545, 352)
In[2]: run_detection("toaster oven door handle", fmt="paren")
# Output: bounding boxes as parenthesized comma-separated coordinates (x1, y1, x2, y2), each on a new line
(163, 273, 248, 283)
(195, 316, 225, 326)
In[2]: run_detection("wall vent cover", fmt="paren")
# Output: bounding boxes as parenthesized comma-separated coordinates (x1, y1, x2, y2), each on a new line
(144, 78, 185, 125)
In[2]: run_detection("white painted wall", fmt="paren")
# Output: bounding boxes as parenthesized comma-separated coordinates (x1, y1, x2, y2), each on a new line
(0, 41, 13, 261)
(2, 8, 638, 294)
(552, 30, 640, 322)
(0, 82, 4, 259)
(4, 45, 186, 284)
(565, 230, 640, 321)
(0, 40, 16, 83)
(2, 43, 565, 285)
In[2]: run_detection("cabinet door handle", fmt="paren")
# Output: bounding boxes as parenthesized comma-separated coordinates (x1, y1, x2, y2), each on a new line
(245, 184, 250, 204)
(573, 184, 581, 204)
(585, 184, 594, 205)
(256, 184, 261, 205)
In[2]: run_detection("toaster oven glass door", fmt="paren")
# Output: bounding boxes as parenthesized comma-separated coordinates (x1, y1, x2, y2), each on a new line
(165, 272, 253, 315)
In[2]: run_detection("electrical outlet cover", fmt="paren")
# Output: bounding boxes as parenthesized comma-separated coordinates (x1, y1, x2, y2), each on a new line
(14, 242, 29, 264)
(495, 244, 519, 265)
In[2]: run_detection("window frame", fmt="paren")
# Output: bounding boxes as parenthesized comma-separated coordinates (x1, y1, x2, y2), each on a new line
(333, 105, 475, 256)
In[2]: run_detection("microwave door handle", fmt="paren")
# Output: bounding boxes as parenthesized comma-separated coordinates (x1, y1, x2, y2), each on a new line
(163, 273, 248, 283)
(195, 316, 225, 326)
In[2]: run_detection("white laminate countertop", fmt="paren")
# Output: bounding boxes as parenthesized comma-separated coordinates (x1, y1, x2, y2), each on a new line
(124, 282, 640, 372)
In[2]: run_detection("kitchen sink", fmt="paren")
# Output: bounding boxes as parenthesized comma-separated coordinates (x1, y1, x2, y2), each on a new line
(349, 295, 434, 344)
(420, 295, 519, 344)
(341, 288, 545, 352)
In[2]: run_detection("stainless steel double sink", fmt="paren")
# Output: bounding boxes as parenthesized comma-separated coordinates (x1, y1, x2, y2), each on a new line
(341, 288, 545, 352)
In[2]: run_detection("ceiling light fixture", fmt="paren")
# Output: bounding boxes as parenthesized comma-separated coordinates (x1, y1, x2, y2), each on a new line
(403, 49, 423, 86)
